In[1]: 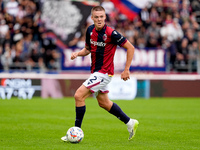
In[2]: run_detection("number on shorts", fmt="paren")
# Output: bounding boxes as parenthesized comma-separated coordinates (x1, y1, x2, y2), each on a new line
(87, 76, 97, 85)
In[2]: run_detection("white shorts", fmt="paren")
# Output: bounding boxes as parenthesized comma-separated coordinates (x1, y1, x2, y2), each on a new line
(83, 72, 112, 96)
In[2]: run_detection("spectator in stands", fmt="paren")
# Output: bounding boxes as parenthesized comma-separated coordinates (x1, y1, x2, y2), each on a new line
(186, 29, 196, 45)
(1, 42, 13, 70)
(197, 30, 200, 44)
(0, 0, 4, 13)
(44, 49, 60, 70)
(179, 0, 191, 22)
(149, 7, 159, 22)
(21, 34, 32, 62)
(16, 4, 26, 19)
(188, 40, 199, 71)
(13, 23, 23, 44)
(40, 32, 59, 70)
(5, 0, 18, 17)
(176, 38, 189, 68)
(154, 0, 164, 15)
(146, 22, 160, 47)
(4, 14, 14, 42)
(27, 47, 43, 70)
(0, 45, 4, 70)
(191, 0, 200, 12)
(12, 49, 24, 70)
(160, 17, 184, 70)
(0, 19, 9, 46)
(124, 20, 135, 41)
(101, 0, 114, 22)
(140, 7, 150, 28)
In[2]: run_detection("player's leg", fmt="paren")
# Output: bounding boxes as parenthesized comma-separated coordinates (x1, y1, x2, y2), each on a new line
(96, 92, 139, 140)
(74, 72, 103, 128)
(61, 85, 91, 142)
(74, 84, 91, 128)
(96, 92, 130, 122)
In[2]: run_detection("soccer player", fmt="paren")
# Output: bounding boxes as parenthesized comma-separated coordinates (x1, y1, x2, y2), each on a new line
(61, 6, 139, 141)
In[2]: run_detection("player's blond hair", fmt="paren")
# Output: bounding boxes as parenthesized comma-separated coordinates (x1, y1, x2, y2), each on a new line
(91, 6, 105, 15)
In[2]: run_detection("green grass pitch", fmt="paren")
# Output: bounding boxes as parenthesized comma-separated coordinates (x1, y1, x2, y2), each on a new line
(0, 97, 200, 150)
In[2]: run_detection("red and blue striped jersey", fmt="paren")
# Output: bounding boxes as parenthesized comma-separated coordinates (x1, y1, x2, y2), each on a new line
(85, 24, 127, 75)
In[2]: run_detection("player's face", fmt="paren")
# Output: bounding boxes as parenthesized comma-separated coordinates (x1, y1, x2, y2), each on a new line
(91, 10, 106, 31)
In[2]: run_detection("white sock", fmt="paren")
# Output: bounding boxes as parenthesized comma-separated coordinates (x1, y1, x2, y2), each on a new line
(126, 118, 133, 127)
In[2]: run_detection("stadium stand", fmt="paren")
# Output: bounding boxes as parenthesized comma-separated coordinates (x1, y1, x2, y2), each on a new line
(0, 0, 199, 73)
(0, 0, 60, 71)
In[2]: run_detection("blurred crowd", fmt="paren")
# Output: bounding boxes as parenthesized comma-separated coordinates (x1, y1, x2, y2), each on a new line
(0, 0, 60, 71)
(1, 0, 200, 72)
(71, 0, 200, 72)
(114, 0, 200, 72)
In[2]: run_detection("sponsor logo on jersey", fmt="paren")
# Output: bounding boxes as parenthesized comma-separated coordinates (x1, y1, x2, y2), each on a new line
(90, 39, 106, 47)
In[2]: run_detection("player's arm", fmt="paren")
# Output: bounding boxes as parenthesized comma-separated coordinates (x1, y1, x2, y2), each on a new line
(121, 40, 135, 81)
(71, 46, 91, 60)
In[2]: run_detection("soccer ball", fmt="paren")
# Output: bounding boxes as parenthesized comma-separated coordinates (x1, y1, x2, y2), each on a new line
(66, 127, 84, 143)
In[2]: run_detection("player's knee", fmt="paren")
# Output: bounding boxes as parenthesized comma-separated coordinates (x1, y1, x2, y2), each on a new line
(98, 101, 104, 108)
(74, 92, 82, 102)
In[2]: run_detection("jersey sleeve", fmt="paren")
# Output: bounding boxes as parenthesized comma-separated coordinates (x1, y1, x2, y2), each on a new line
(111, 30, 127, 47)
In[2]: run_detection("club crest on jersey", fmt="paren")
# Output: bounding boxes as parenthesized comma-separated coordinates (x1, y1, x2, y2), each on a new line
(103, 34, 107, 41)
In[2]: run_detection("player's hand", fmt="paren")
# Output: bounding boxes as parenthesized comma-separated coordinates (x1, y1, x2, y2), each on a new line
(121, 69, 130, 81)
(71, 52, 79, 60)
